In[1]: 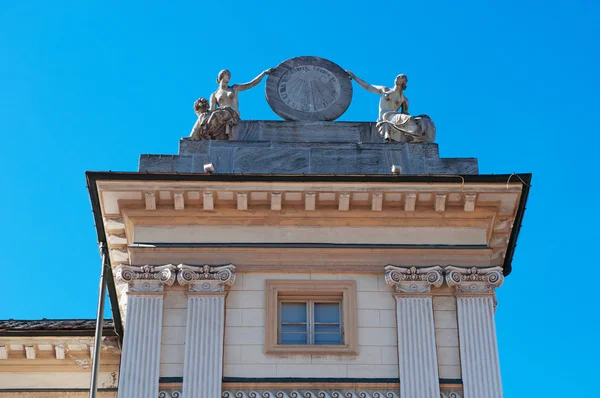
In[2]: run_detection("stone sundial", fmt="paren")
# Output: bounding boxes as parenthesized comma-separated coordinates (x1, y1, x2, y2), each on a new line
(265, 56, 353, 121)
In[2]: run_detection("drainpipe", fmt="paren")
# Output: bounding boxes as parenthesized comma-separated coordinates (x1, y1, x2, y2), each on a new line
(89, 242, 109, 398)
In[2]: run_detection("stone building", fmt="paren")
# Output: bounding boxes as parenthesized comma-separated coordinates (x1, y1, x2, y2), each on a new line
(0, 59, 530, 398)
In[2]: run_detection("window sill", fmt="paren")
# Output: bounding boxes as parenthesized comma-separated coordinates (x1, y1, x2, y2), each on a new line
(265, 344, 358, 356)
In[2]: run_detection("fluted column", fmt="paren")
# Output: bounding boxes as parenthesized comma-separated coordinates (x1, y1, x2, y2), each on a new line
(385, 265, 443, 398)
(178, 264, 236, 398)
(446, 266, 504, 398)
(115, 264, 176, 398)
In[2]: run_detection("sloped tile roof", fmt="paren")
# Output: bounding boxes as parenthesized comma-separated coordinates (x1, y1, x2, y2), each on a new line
(0, 319, 115, 335)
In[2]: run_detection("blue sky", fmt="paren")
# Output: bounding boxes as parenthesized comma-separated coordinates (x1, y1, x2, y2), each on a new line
(1, 0, 598, 395)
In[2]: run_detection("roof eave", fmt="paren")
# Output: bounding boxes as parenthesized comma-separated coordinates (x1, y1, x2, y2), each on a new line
(86, 172, 531, 286)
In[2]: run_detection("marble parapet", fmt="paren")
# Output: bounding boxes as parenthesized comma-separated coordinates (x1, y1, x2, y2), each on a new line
(139, 121, 478, 175)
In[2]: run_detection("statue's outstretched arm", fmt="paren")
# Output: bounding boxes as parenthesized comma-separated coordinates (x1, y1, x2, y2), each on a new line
(235, 69, 274, 92)
(346, 70, 384, 95)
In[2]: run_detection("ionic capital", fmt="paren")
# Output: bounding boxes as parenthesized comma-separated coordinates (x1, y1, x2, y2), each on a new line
(445, 266, 504, 294)
(177, 264, 236, 292)
(385, 265, 444, 293)
(115, 264, 177, 292)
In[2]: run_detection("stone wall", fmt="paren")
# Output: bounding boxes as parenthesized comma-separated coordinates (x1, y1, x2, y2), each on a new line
(223, 272, 398, 379)
(157, 272, 462, 380)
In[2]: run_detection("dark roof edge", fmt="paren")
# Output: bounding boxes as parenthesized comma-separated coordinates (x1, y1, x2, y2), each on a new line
(86, 171, 532, 278)
(501, 173, 531, 276)
(0, 329, 118, 337)
(86, 171, 528, 184)
(86, 174, 124, 342)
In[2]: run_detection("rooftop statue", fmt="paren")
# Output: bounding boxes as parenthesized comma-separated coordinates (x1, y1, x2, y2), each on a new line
(189, 68, 273, 140)
(346, 70, 436, 143)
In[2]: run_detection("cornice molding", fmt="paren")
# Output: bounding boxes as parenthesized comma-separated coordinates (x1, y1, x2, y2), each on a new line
(384, 265, 444, 293)
(115, 264, 176, 292)
(177, 263, 236, 292)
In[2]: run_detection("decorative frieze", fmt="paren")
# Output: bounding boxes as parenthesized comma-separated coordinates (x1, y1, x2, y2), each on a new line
(445, 266, 504, 293)
(115, 264, 177, 292)
(440, 392, 463, 398)
(222, 391, 400, 398)
(177, 263, 236, 292)
(385, 265, 444, 293)
(158, 391, 181, 398)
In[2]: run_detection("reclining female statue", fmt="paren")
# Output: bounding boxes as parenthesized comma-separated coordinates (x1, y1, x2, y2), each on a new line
(346, 70, 436, 143)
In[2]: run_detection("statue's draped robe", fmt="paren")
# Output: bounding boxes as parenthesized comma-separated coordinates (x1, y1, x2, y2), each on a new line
(190, 107, 240, 140)
(377, 112, 436, 143)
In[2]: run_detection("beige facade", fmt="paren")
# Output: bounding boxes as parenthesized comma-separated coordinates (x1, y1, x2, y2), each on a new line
(1, 170, 529, 398)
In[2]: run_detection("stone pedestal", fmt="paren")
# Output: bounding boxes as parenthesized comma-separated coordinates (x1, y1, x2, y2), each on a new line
(138, 121, 479, 175)
(446, 266, 504, 398)
(385, 266, 444, 398)
(177, 264, 236, 398)
(115, 265, 176, 398)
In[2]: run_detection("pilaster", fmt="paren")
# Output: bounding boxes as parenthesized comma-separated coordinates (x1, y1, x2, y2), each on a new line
(115, 264, 176, 398)
(446, 266, 504, 398)
(178, 264, 236, 398)
(385, 265, 443, 398)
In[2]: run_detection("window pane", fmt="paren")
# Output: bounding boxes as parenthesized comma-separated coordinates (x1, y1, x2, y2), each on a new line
(280, 324, 307, 345)
(281, 302, 307, 323)
(314, 324, 342, 345)
(314, 302, 340, 324)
